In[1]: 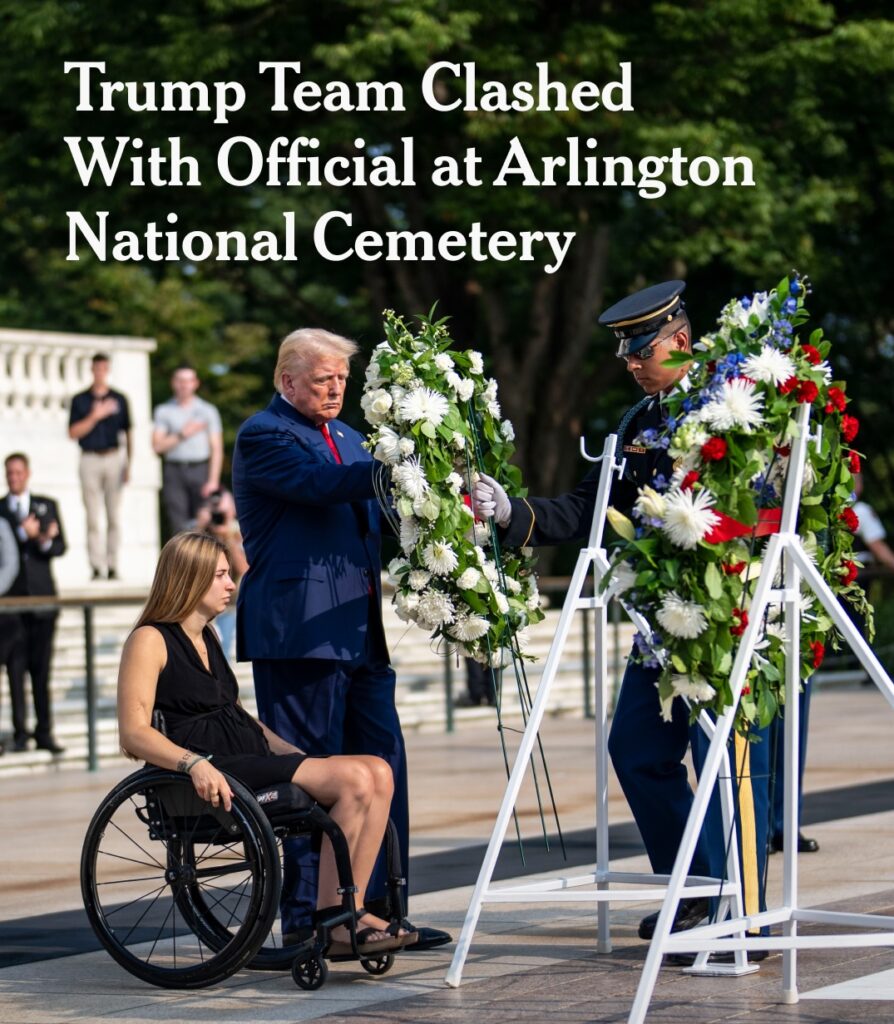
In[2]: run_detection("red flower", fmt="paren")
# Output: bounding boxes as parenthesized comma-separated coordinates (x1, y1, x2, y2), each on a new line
(795, 380, 819, 404)
(809, 641, 825, 669)
(801, 344, 822, 365)
(701, 437, 728, 462)
(779, 376, 798, 395)
(680, 471, 700, 491)
(824, 386, 847, 414)
(840, 560, 858, 586)
(849, 450, 861, 474)
(841, 414, 860, 442)
(839, 507, 859, 532)
(773, 444, 791, 458)
(721, 560, 747, 575)
(742, 684, 751, 696)
(730, 607, 749, 637)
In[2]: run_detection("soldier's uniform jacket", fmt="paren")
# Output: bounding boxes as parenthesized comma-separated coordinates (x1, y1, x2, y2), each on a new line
(501, 396, 672, 549)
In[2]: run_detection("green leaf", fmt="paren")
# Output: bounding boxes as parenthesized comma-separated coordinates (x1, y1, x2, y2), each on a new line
(704, 561, 723, 600)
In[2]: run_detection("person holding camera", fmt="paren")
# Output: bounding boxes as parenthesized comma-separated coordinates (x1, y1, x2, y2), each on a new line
(0, 453, 67, 753)
(194, 488, 247, 662)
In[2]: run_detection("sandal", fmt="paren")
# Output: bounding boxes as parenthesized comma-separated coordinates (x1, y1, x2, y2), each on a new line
(313, 905, 405, 957)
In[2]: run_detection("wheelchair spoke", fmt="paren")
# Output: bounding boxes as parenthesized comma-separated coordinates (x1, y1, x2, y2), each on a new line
(107, 814, 167, 870)
(103, 883, 168, 920)
(118, 884, 169, 946)
(198, 875, 253, 932)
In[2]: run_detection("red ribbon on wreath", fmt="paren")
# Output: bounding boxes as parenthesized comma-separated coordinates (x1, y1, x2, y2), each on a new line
(704, 508, 782, 544)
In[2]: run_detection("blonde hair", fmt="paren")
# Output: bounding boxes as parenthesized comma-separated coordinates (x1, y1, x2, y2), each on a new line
(273, 328, 359, 393)
(135, 531, 230, 629)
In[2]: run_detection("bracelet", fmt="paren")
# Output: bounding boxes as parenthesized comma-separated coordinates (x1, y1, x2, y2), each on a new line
(178, 753, 212, 773)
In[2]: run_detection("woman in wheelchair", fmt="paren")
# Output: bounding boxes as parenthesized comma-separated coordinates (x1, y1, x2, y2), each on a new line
(117, 530, 415, 957)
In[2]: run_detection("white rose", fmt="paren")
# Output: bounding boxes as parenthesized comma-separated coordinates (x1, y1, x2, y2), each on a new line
(469, 351, 484, 375)
(434, 353, 454, 371)
(456, 567, 481, 590)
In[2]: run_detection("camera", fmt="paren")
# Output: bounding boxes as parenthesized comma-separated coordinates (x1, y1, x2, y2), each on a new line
(209, 491, 226, 526)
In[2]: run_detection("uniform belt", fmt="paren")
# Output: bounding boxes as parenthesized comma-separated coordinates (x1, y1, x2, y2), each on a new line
(83, 447, 120, 456)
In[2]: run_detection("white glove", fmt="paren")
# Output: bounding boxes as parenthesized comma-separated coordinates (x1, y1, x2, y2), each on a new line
(472, 473, 512, 527)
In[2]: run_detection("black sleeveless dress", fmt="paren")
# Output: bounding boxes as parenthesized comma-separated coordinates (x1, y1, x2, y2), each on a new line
(149, 620, 310, 790)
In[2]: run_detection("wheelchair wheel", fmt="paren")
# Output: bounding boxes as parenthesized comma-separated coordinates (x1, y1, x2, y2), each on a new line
(361, 952, 395, 976)
(81, 768, 279, 989)
(292, 953, 328, 990)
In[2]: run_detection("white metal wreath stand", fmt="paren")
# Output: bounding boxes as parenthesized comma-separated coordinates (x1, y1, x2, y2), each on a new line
(628, 403, 894, 1023)
(446, 431, 757, 991)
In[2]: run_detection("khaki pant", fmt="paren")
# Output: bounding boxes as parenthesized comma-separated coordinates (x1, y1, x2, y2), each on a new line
(79, 450, 124, 574)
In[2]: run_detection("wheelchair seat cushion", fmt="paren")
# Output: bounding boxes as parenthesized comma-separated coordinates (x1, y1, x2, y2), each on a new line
(253, 781, 317, 822)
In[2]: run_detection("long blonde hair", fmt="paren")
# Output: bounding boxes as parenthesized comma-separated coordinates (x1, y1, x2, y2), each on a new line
(135, 531, 230, 628)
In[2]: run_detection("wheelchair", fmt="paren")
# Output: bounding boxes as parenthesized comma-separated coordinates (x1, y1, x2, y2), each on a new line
(80, 766, 408, 991)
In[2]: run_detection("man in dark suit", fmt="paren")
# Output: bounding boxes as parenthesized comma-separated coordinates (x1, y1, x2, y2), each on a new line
(474, 283, 770, 960)
(1, 452, 67, 753)
(233, 328, 449, 951)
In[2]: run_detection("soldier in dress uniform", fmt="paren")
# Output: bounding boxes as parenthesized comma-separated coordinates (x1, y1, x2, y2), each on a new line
(474, 282, 770, 959)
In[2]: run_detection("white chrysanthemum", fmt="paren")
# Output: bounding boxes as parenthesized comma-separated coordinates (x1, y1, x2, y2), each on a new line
(394, 590, 420, 623)
(501, 419, 515, 442)
(656, 592, 708, 639)
(456, 567, 481, 590)
(452, 615, 491, 642)
(422, 540, 459, 576)
(482, 560, 499, 583)
(660, 487, 720, 550)
(817, 359, 833, 384)
(399, 387, 450, 426)
(505, 576, 522, 594)
(408, 569, 431, 591)
(416, 589, 456, 628)
(392, 457, 429, 501)
(635, 486, 667, 520)
(742, 345, 796, 387)
(608, 561, 638, 594)
(387, 557, 409, 582)
(373, 426, 402, 464)
(494, 592, 510, 614)
(434, 353, 454, 372)
(452, 432, 466, 450)
(669, 674, 716, 703)
(399, 516, 420, 554)
(446, 472, 464, 493)
(360, 387, 393, 425)
(398, 437, 415, 458)
(700, 378, 765, 432)
(468, 351, 484, 375)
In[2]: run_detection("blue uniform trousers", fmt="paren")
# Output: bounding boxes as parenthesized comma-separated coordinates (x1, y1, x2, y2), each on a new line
(252, 641, 408, 934)
(769, 678, 812, 837)
(608, 657, 769, 918)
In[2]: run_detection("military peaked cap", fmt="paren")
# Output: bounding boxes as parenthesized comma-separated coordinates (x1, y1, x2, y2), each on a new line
(599, 280, 687, 356)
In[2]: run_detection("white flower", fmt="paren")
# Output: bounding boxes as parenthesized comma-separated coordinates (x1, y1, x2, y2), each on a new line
(521, 546, 534, 558)
(482, 560, 500, 583)
(468, 351, 484, 375)
(399, 516, 420, 554)
(659, 690, 674, 723)
(472, 522, 491, 546)
(387, 557, 409, 582)
(450, 614, 491, 642)
(456, 567, 481, 590)
(399, 387, 450, 426)
(667, 421, 709, 461)
(398, 437, 415, 458)
(669, 674, 716, 703)
(483, 378, 498, 403)
(446, 472, 464, 493)
(494, 592, 510, 614)
(444, 371, 475, 402)
(501, 419, 515, 442)
(408, 569, 431, 591)
(434, 353, 454, 372)
(526, 591, 542, 611)
(474, 545, 488, 565)
(817, 360, 833, 384)
(505, 576, 522, 594)
(416, 589, 456, 628)
(452, 432, 466, 450)
(392, 457, 429, 501)
(373, 426, 402, 464)
(394, 590, 420, 622)
(700, 378, 765, 432)
(486, 399, 502, 419)
(608, 561, 638, 594)
(661, 487, 720, 550)
(390, 385, 407, 420)
(365, 359, 385, 388)
(742, 345, 796, 387)
(727, 291, 770, 331)
(634, 486, 666, 520)
(656, 592, 708, 638)
(361, 387, 393, 425)
(513, 627, 532, 652)
(422, 540, 459, 575)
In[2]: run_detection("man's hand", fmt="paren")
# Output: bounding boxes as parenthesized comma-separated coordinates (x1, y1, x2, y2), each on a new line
(472, 473, 512, 527)
(21, 513, 41, 540)
(92, 397, 120, 421)
(180, 419, 207, 440)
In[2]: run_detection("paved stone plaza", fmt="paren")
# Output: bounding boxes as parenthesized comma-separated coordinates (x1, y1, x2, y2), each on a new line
(2, 686, 893, 1023)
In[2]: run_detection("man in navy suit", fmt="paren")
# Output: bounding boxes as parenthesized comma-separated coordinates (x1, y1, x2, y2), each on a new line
(233, 328, 450, 950)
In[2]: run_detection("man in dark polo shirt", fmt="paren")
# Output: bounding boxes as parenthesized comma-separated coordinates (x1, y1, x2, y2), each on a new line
(68, 353, 132, 580)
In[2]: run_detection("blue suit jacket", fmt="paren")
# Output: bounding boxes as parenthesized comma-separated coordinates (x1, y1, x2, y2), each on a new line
(232, 394, 385, 662)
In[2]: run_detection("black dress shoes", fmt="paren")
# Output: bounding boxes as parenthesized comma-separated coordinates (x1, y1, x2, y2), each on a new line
(12, 736, 29, 752)
(667, 948, 770, 966)
(35, 737, 66, 755)
(398, 920, 452, 951)
(638, 897, 710, 940)
(768, 831, 819, 854)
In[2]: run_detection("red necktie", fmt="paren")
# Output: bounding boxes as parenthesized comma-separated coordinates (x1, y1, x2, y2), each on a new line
(320, 423, 342, 464)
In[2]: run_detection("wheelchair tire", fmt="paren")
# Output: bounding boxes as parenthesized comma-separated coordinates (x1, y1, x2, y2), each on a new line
(361, 952, 395, 976)
(292, 954, 328, 990)
(81, 768, 280, 989)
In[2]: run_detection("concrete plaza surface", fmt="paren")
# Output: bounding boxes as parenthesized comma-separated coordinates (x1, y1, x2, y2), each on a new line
(2, 685, 894, 1023)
